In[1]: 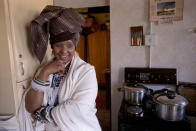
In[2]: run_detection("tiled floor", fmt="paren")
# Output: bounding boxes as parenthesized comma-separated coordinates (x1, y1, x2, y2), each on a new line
(96, 89, 110, 131)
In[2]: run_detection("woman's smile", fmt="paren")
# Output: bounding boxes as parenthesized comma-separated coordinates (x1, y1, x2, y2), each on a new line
(58, 55, 69, 62)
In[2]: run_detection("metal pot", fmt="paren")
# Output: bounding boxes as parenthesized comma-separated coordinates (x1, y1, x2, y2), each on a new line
(153, 89, 188, 121)
(124, 86, 146, 105)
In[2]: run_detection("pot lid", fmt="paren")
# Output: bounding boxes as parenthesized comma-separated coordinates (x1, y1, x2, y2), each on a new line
(155, 94, 188, 106)
(124, 86, 146, 93)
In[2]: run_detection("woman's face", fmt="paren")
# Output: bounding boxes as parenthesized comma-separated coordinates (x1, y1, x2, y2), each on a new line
(53, 40, 75, 63)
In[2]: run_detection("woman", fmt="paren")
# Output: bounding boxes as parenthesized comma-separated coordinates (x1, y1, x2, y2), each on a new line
(18, 5, 101, 131)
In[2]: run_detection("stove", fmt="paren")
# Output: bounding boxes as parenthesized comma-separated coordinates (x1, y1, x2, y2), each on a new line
(118, 67, 191, 131)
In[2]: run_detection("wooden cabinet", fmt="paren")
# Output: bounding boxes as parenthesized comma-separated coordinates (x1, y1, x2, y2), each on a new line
(76, 30, 110, 87)
(76, 35, 85, 60)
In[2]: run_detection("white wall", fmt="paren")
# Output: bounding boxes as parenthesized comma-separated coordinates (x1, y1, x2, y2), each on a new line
(110, 0, 149, 129)
(150, 1, 196, 82)
(110, 0, 196, 131)
(54, 0, 109, 8)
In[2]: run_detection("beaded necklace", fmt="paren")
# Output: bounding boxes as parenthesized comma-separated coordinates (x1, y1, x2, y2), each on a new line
(48, 61, 71, 106)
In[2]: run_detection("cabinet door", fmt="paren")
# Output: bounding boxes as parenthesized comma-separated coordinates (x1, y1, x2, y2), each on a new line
(76, 35, 85, 60)
(7, 0, 53, 82)
(0, 0, 16, 115)
(88, 31, 110, 86)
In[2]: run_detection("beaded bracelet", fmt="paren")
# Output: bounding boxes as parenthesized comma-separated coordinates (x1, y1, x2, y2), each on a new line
(44, 106, 54, 123)
(34, 77, 50, 86)
(31, 77, 50, 92)
(35, 106, 54, 123)
(35, 106, 48, 123)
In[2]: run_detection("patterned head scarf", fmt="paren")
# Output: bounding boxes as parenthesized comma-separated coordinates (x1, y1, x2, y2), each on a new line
(31, 5, 85, 63)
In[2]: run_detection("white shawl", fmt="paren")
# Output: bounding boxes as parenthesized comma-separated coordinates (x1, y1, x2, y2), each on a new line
(18, 53, 101, 131)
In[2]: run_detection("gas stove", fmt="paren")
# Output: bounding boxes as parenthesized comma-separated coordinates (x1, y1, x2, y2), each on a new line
(118, 68, 192, 131)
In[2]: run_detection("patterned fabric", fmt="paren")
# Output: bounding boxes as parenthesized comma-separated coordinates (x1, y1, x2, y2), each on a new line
(47, 61, 71, 106)
(50, 31, 75, 45)
(33, 61, 71, 124)
(31, 5, 85, 63)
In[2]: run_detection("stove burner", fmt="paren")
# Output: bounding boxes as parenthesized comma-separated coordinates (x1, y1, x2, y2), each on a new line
(127, 106, 143, 115)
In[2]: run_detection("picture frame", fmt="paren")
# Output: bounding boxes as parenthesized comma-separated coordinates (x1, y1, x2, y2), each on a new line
(149, 0, 184, 22)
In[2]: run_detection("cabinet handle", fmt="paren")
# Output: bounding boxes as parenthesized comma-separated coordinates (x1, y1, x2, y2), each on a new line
(22, 85, 26, 90)
(20, 62, 24, 76)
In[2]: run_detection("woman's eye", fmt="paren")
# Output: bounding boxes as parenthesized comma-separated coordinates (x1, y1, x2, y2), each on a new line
(54, 41, 74, 49)
(66, 43, 74, 49)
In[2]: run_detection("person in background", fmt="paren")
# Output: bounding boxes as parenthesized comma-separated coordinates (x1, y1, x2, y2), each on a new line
(18, 5, 101, 131)
(83, 15, 101, 34)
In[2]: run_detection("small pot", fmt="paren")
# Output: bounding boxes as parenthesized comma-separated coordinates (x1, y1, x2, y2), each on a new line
(124, 86, 146, 105)
(153, 89, 188, 121)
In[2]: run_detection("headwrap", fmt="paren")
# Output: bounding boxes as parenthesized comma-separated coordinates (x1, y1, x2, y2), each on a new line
(31, 5, 85, 63)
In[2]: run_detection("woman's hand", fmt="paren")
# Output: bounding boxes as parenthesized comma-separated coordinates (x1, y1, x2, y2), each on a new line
(26, 59, 66, 113)
(31, 106, 54, 124)
(38, 59, 65, 81)
(31, 107, 47, 122)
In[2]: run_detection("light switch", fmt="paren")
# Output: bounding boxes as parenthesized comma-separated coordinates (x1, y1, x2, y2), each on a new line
(145, 34, 156, 46)
(188, 27, 196, 33)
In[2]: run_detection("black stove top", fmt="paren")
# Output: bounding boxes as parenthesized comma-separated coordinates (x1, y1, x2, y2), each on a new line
(119, 68, 194, 131)
(118, 100, 191, 131)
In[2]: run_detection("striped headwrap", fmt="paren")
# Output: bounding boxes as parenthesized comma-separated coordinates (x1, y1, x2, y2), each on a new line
(31, 5, 84, 63)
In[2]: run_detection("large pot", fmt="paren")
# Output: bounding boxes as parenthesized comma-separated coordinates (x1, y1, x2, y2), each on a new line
(153, 89, 188, 121)
(124, 86, 146, 105)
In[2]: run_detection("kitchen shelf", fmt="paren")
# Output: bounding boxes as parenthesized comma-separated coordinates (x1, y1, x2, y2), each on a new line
(130, 26, 144, 46)
(129, 44, 150, 47)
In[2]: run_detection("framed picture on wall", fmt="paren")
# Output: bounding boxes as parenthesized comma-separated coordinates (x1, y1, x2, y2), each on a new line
(149, 0, 184, 22)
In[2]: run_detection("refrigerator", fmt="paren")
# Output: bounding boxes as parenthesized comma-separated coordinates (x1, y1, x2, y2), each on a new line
(0, 0, 53, 116)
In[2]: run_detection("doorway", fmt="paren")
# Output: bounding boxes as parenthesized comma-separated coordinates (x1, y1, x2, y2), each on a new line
(75, 6, 111, 131)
